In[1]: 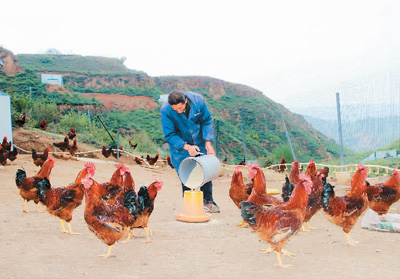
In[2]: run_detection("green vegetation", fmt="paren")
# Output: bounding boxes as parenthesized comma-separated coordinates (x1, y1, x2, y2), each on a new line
(5, 51, 395, 166)
(17, 54, 145, 76)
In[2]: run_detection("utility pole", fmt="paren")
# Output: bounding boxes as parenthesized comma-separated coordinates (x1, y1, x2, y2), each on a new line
(237, 109, 248, 163)
(281, 111, 296, 161)
(336, 92, 345, 169)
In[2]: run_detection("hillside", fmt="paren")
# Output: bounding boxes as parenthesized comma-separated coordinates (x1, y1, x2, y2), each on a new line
(0, 48, 341, 163)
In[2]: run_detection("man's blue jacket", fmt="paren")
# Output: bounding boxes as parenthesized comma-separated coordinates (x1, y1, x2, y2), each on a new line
(161, 91, 214, 171)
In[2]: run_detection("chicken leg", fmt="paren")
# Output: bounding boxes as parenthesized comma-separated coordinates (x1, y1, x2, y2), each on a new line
(345, 232, 360, 247)
(99, 245, 114, 258)
(301, 222, 317, 232)
(275, 251, 292, 269)
(60, 219, 80, 235)
(236, 219, 249, 228)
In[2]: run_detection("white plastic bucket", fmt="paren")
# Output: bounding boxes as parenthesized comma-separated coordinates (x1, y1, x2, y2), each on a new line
(178, 155, 221, 189)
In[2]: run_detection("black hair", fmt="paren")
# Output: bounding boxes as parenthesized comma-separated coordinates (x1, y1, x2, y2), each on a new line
(168, 90, 186, 105)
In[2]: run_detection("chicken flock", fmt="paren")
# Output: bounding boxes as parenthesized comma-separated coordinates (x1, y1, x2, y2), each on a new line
(16, 156, 163, 258)
(5, 129, 400, 266)
(230, 160, 399, 268)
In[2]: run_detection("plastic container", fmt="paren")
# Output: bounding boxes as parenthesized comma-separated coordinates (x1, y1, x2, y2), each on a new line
(176, 190, 211, 223)
(178, 154, 221, 189)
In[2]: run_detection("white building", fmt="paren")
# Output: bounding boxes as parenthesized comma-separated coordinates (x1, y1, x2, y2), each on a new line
(40, 74, 63, 85)
(0, 91, 13, 147)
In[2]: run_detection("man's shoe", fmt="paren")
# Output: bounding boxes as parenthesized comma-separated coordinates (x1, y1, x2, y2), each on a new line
(204, 201, 220, 213)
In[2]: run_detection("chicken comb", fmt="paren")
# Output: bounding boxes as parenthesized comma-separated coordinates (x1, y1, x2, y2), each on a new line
(393, 169, 398, 175)
(248, 162, 259, 169)
(299, 173, 312, 184)
(309, 158, 315, 165)
(233, 165, 242, 173)
(154, 178, 163, 190)
(357, 164, 369, 179)
(115, 163, 126, 175)
(47, 156, 55, 167)
(84, 162, 96, 171)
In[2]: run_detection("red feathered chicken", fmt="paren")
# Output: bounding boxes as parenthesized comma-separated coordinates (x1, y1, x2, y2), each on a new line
(40, 119, 47, 130)
(2, 137, 11, 151)
(15, 157, 55, 213)
(146, 153, 159, 165)
(305, 159, 317, 181)
(247, 162, 283, 207)
(32, 147, 50, 167)
(69, 138, 78, 156)
(83, 170, 139, 258)
(36, 162, 96, 234)
(322, 164, 369, 246)
(366, 170, 400, 215)
(7, 147, 18, 164)
(278, 157, 286, 173)
(302, 171, 324, 231)
(53, 135, 70, 152)
(112, 146, 123, 159)
(0, 145, 8, 166)
(98, 163, 128, 205)
(241, 173, 312, 268)
(125, 177, 163, 243)
(288, 159, 300, 184)
(166, 155, 174, 169)
(15, 114, 27, 127)
(128, 140, 138, 149)
(67, 127, 77, 140)
(101, 145, 113, 158)
(229, 165, 254, 227)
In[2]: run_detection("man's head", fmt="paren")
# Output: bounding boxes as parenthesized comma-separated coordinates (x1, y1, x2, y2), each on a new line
(168, 90, 187, 114)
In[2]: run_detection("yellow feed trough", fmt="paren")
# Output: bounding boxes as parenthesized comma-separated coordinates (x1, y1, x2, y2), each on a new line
(176, 190, 211, 223)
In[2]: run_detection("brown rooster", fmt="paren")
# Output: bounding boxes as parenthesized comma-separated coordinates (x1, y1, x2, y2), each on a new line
(126, 177, 163, 243)
(301, 171, 324, 231)
(2, 137, 11, 151)
(32, 147, 50, 167)
(278, 157, 286, 173)
(83, 168, 139, 258)
(0, 145, 8, 166)
(128, 140, 138, 149)
(36, 162, 96, 234)
(229, 165, 253, 227)
(15, 157, 55, 213)
(53, 135, 70, 152)
(366, 170, 400, 215)
(112, 146, 123, 159)
(241, 173, 312, 268)
(40, 119, 47, 130)
(146, 153, 159, 165)
(288, 158, 300, 184)
(15, 114, 27, 127)
(322, 164, 369, 246)
(69, 138, 78, 156)
(101, 145, 113, 158)
(67, 127, 77, 140)
(166, 155, 174, 169)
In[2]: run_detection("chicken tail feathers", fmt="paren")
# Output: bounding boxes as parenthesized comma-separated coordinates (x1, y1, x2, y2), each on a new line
(37, 177, 51, 203)
(281, 176, 294, 203)
(240, 201, 260, 226)
(322, 178, 335, 211)
(15, 169, 26, 186)
(138, 186, 152, 209)
(123, 190, 138, 215)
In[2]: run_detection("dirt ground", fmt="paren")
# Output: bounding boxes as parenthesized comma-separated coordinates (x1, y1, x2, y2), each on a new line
(1, 129, 400, 279)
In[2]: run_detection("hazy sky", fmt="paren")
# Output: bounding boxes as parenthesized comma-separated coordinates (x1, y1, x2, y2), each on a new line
(2, 0, 399, 106)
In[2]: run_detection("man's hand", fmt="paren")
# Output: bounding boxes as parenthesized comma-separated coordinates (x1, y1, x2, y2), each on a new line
(205, 141, 215, 156)
(183, 144, 200, 156)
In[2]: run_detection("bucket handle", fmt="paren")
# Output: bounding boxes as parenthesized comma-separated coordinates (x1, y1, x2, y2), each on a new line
(194, 152, 204, 158)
